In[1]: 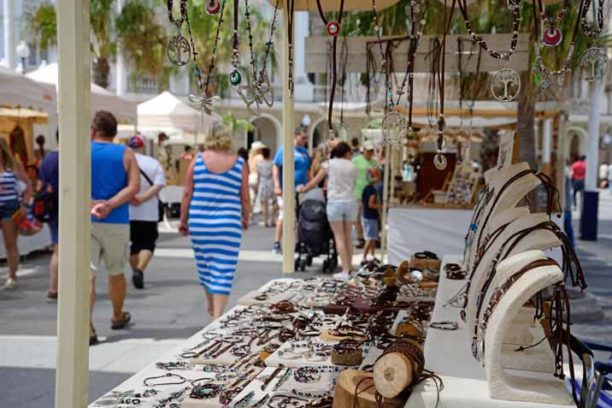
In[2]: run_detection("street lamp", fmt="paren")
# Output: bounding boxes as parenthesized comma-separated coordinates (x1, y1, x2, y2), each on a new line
(16, 41, 30, 74)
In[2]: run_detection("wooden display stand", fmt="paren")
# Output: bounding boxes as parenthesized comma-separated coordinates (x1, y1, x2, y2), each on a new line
(333, 369, 405, 408)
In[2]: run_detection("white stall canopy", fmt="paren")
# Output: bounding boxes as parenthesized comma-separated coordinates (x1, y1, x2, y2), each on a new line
(137, 91, 218, 133)
(0, 66, 56, 113)
(26, 63, 136, 122)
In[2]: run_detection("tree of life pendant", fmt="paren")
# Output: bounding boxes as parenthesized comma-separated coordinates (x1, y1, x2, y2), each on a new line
(490, 68, 521, 102)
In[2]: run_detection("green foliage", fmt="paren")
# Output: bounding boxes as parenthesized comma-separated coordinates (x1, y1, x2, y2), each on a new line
(116, 0, 166, 76)
(222, 112, 254, 133)
(24, 3, 57, 52)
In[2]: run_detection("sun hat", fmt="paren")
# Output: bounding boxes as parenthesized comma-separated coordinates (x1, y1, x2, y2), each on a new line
(362, 140, 375, 151)
(251, 141, 266, 150)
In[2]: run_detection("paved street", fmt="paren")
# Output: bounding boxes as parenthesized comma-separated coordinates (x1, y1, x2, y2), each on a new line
(1, 197, 612, 407)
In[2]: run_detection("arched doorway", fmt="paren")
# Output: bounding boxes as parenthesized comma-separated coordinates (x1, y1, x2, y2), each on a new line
(309, 119, 347, 150)
(564, 126, 588, 164)
(247, 114, 280, 153)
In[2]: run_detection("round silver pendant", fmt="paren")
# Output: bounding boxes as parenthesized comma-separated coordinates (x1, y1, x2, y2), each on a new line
(167, 34, 191, 66)
(433, 153, 447, 170)
(490, 68, 521, 102)
(382, 111, 406, 148)
(579, 47, 608, 82)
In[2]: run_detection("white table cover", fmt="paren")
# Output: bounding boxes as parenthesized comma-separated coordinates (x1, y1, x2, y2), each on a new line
(0, 224, 51, 260)
(387, 207, 472, 265)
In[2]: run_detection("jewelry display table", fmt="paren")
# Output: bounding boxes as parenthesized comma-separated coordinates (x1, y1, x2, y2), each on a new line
(0, 224, 51, 260)
(405, 256, 573, 408)
(387, 207, 472, 265)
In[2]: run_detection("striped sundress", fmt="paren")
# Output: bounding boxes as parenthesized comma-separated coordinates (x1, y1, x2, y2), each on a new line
(188, 154, 244, 295)
(0, 171, 18, 204)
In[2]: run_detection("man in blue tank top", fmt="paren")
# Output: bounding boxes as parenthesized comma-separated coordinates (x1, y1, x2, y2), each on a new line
(89, 111, 140, 345)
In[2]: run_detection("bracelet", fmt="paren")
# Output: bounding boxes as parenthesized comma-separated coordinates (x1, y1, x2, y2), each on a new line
(189, 383, 223, 400)
(142, 373, 187, 387)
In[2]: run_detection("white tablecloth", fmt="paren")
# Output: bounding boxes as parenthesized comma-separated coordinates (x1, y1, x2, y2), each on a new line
(387, 207, 473, 265)
(0, 224, 52, 259)
(159, 185, 184, 204)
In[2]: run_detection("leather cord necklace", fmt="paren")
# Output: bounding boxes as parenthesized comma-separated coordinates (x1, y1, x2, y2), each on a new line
(315, 0, 346, 139)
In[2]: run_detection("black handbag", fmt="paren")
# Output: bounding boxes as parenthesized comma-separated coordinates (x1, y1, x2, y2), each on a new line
(139, 168, 164, 222)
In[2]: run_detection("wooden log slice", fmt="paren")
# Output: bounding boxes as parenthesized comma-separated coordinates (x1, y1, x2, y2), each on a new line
(333, 369, 405, 408)
(373, 351, 416, 398)
(331, 347, 363, 366)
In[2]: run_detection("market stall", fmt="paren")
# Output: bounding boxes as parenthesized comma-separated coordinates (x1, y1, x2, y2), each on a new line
(90, 156, 607, 408)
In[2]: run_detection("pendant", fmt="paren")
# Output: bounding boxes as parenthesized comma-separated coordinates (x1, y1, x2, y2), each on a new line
(229, 70, 242, 86)
(256, 70, 274, 108)
(579, 47, 608, 82)
(490, 68, 521, 102)
(187, 93, 220, 115)
(236, 83, 262, 116)
(382, 111, 406, 149)
(326, 21, 340, 37)
(167, 34, 191, 66)
(205, 0, 221, 15)
(542, 27, 562, 47)
(433, 153, 447, 170)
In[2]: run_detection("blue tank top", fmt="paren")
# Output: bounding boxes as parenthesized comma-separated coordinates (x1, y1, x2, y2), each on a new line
(91, 142, 128, 224)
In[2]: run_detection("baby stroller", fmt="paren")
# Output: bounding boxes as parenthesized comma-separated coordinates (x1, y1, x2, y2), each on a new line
(295, 188, 338, 273)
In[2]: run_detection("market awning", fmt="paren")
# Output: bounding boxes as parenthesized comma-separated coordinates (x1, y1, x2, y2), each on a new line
(137, 91, 219, 133)
(0, 66, 56, 114)
(26, 63, 137, 122)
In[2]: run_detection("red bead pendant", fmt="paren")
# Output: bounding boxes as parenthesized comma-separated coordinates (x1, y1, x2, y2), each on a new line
(542, 28, 562, 47)
(326, 21, 340, 37)
(206, 0, 221, 15)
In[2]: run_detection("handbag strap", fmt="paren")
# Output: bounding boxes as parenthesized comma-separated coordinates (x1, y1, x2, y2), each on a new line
(139, 168, 154, 187)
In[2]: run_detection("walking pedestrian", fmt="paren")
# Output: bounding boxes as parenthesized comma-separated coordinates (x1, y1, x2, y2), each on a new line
(350, 137, 361, 158)
(89, 111, 140, 345)
(0, 138, 31, 290)
(257, 147, 275, 227)
(570, 155, 586, 208)
(179, 125, 250, 319)
(128, 135, 166, 290)
(352, 141, 377, 249)
(38, 136, 59, 301)
(299, 142, 357, 280)
(272, 128, 311, 254)
(361, 168, 382, 263)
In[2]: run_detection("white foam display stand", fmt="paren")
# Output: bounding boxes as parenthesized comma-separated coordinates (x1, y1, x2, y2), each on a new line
(465, 213, 562, 329)
(466, 163, 541, 271)
(405, 256, 573, 408)
(484, 264, 571, 404)
(0, 224, 52, 260)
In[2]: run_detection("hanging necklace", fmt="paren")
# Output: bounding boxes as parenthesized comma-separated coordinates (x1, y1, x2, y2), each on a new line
(372, 0, 392, 110)
(539, 0, 569, 47)
(166, 0, 191, 66)
(229, 0, 242, 87)
(532, 0, 582, 89)
(382, 1, 424, 148)
(183, 0, 225, 114)
(578, 0, 608, 82)
(458, 0, 521, 61)
(315, 0, 347, 140)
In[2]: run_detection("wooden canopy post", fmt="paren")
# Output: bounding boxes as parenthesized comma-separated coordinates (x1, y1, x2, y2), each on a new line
(54, 0, 92, 407)
(281, 0, 295, 273)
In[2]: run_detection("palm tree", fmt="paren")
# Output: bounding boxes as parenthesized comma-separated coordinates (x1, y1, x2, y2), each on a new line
(25, 0, 167, 88)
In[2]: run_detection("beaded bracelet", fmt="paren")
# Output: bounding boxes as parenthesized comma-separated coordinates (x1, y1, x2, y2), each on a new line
(189, 383, 223, 400)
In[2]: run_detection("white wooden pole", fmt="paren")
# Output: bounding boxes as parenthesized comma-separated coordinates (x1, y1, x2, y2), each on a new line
(55, 0, 91, 407)
(542, 118, 552, 164)
(380, 142, 391, 262)
(3, 0, 16, 69)
(586, 80, 604, 192)
(281, 1, 295, 273)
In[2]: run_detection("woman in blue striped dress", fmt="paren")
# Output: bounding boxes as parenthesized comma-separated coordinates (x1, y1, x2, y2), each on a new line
(179, 126, 250, 319)
(0, 138, 31, 290)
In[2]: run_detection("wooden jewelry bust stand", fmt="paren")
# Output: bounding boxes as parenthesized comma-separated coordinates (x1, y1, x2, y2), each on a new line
(483, 259, 572, 405)
(465, 213, 562, 330)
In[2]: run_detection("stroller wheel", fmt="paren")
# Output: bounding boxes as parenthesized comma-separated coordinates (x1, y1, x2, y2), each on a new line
(322, 259, 329, 273)
(294, 258, 300, 272)
(300, 259, 307, 272)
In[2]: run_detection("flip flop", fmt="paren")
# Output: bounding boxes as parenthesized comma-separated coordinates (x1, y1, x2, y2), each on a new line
(89, 328, 99, 346)
(111, 311, 131, 330)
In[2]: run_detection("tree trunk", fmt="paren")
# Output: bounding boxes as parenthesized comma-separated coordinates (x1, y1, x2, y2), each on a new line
(92, 57, 110, 89)
(517, 69, 536, 168)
